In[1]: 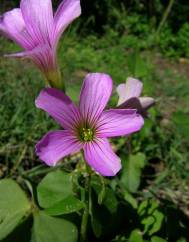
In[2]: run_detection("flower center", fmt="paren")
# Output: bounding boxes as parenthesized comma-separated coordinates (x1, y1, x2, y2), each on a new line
(81, 128, 94, 142)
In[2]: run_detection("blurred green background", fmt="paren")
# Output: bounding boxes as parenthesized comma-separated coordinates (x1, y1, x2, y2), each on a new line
(0, 0, 189, 241)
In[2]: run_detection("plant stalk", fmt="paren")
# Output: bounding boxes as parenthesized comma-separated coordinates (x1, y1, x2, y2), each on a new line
(80, 174, 90, 242)
(155, 0, 175, 36)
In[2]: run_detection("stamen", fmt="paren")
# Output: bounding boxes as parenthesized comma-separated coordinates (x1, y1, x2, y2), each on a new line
(79, 127, 94, 142)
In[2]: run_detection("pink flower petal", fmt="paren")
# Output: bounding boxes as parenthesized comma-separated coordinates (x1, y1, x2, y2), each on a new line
(35, 88, 81, 130)
(84, 138, 121, 176)
(0, 8, 32, 49)
(97, 109, 144, 137)
(26, 44, 55, 74)
(53, 0, 81, 46)
(139, 97, 155, 109)
(116, 83, 127, 106)
(118, 97, 155, 117)
(4, 51, 28, 58)
(36, 130, 83, 166)
(5, 44, 56, 75)
(118, 97, 144, 113)
(79, 73, 113, 126)
(117, 77, 143, 105)
(20, 0, 54, 45)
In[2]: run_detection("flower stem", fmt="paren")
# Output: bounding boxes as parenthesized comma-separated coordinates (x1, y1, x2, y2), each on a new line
(46, 68, 65, 92)
(80, 173, 90, 242)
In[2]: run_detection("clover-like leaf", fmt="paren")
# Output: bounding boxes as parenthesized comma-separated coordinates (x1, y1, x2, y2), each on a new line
(45, 195, 84, 216)
(0, 179, 31, 240)
(121, 153, 146, 193)
(129, 229, 143, 242)
(138, 199, 164, 236)
(32, 211, 78, 242)
(151, 236, 167, 242)
(37, 170, 74, 208)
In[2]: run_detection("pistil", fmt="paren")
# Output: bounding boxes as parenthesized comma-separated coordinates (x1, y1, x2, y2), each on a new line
(81, 128, 94, 142)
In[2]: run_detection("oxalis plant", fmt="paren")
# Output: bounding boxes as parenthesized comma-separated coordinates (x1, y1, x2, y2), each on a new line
(0, 0, 155, 242)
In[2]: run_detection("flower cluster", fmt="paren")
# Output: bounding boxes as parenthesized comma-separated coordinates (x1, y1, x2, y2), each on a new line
(0, 0, 154, 177)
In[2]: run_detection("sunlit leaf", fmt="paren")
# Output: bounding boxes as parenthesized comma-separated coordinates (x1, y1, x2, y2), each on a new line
(138, 200, 149, 216)
(45, 196, 84, 216)
(37, 170, 74, 208)
(138, 199, 164, 236)
(0, 179, 31, 240)
(148, 210, 164, 235)
(121, 153, 146, 193)
(123, 190, 138, 209)
(129, 229, 143, 242)
(151, 236, 167, 242)
(31, 211, 78, 242)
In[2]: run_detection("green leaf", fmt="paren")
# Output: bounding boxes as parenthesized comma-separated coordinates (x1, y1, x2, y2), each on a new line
(138, 200, 164, 236)
(129, 229, 143, 242)
(32, 211, 78, 242)
(138, 200, 148, 216)
(142, 216, 155, 234)
(37, 170, 74, 208)
(151, 236, 167, 242)
(176, 238, 187, 242)
(103, 188, 118, 214)
(45, 196, 84, 216)
(148, 210, 164, 236)
(90, 211, 102, 238)
(121, 153, 146, 193)
(88, 180, 102, 238)
(123, 190, 138, 209)
(92, 179, 118, 214)
(127, 49, 149, 78)
(0, 179, 31, 240)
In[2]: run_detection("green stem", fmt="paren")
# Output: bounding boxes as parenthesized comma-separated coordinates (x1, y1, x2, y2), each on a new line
(21, 163, 69, 178)
(126, 135, 132, 154)
(155, 0, 175, 36)
(45, 66, 66, 92)
(10, 145, 27, 176)
(98, 175, 106, 204)
(80, 174, 90, 242)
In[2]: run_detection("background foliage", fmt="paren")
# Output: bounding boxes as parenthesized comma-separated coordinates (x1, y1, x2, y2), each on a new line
(0, 0, 189, 242)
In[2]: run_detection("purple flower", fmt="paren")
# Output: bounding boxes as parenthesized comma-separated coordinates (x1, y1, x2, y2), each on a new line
(0, 0, 81, 89)
(117, 77, 155, 117)
(35, 73, 144, 176)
